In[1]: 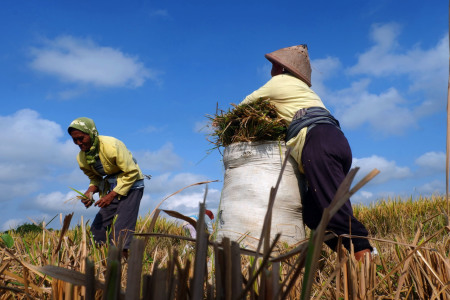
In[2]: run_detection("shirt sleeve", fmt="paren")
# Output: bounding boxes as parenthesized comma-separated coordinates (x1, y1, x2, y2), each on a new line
(240, 78, 275, 105)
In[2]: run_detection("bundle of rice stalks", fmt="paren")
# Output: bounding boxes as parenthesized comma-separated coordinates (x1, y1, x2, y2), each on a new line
(207, 99, 286, 148)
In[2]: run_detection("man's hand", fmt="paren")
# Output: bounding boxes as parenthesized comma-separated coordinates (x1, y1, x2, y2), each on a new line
(80, 197, 94, 208)
(80, 186, 98, 208)
(95, 191, 118, 208)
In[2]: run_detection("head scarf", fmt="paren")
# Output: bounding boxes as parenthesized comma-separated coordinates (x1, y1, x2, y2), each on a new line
(68, 117, 100, 165)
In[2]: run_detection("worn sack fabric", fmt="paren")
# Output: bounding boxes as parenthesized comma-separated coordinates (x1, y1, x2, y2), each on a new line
(216, 141, 306, 250)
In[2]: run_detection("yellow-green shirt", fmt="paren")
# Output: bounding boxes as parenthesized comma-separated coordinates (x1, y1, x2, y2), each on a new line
(240, 74, 326, 172)
(77, 136, 144, 196)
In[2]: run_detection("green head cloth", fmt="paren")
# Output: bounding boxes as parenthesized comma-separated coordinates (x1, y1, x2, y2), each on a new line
(68, 117, 100, 165)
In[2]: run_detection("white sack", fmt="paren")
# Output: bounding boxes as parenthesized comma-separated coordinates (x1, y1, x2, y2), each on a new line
(216, 141, 306, 250)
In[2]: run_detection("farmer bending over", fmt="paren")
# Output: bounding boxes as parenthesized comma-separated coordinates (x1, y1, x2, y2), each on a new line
(68, 117, 144, 257)
(239, 45, 373, 261)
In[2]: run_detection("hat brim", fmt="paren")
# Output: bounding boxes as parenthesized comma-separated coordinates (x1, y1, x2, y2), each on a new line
(265, 53, 312, 87)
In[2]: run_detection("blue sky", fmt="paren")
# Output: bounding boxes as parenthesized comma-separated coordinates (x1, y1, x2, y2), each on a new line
(0, 0, 448, 230)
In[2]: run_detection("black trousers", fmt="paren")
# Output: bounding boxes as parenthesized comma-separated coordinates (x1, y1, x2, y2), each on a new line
(90, 188, 143, 249)
(301, 124, 372, 253)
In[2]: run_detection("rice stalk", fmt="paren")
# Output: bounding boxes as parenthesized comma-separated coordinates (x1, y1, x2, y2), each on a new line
(207, 99, 287, 148)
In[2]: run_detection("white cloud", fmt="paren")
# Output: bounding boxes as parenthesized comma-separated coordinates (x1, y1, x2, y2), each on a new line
(0, 182, 40, 201)
(23, 191, 98, 227)
(352, 155, 411, 184)
(348, 23, 403, 76)
(0, 109, 69, 162)
(415, 180, 445, 195)
(415, 151, 446, 173)
(33, 191, 94, 214)
(139, 175, 220, 219)
(164, 190, 214, 210)
(312, 56, 342, 81)
(143, 172, 218, 212)
(347, 23, 447, 79)
(159, 188, 220, 220)
(347, 23, 447, 114)
(1, 218, 25, 231)
(311, 56, 342, 96)
(56, 169, 88, 187)
(312, 62, 417, 137)
(134, 143, 183, 172)
(359, 191, 373, 199)
(30, 36, 157, 89)
(351, 190, 374, 204)
(331, 80, 416, 135)
(0, 109, 78, 201)
(149, 172, 212, 194)
(312, 23, 447, 136)
(125, 171, 220, 217)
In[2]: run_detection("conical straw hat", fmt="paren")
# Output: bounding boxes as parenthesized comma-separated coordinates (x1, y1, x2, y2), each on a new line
(265, 44, 312, 86)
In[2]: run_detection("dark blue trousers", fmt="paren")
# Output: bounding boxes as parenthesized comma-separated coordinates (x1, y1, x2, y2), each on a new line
(90, 188, 143, 249)
(301, 124, 372, 253)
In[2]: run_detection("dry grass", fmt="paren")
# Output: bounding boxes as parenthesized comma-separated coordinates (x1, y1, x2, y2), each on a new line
(207, 99, 287, 148)
(354, 195, 449, 241)
(1, 174, 450, 299)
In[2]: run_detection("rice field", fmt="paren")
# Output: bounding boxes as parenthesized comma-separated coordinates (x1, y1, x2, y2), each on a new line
(1, 186, 449, 299)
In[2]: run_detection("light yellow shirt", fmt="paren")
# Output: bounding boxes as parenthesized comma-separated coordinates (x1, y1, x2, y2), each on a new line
(77, 136, 144, 196)
(240, 74, 326, 172)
